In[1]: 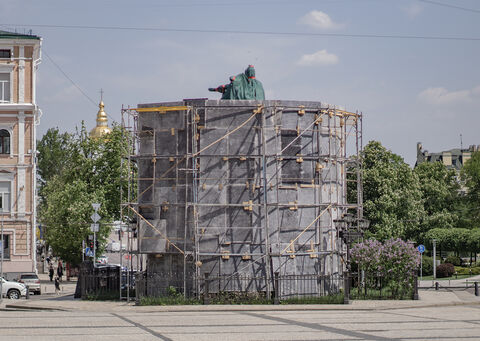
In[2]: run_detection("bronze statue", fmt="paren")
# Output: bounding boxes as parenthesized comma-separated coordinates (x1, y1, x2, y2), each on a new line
(209, 65, 265, 100)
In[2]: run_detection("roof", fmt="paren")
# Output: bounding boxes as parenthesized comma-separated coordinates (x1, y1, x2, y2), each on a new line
(0, 30, 40, 40)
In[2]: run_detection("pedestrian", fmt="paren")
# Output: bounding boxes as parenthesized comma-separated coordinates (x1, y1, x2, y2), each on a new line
(49, 264, 54, 282)
(54, 276, 60, 295)
(57, 260, 63, 282)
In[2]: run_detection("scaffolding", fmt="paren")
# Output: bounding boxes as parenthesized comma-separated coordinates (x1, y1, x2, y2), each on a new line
(121, 99, 363, 297)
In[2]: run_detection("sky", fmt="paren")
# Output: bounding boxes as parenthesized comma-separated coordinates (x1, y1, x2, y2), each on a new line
(1, 0, 479, 165)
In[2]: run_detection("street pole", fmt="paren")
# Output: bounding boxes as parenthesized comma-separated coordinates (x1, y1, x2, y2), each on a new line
(93, 230, 96, 263)
(433, 239, 437, 280)
(420, 254, 423, 281)
(91, 203, 101, 265)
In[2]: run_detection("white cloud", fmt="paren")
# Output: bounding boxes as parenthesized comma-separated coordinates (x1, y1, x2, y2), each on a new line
(297, 50, 338, 66)
(403, 3, 423, 19)
(299, 10, 342, 30)
(418, 86, 479, 105)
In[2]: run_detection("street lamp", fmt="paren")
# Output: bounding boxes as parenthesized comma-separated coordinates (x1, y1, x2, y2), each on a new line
(334, 213, 370, 304)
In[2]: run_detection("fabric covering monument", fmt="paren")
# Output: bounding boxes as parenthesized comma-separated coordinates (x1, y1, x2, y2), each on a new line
(209, 65, 265, 100)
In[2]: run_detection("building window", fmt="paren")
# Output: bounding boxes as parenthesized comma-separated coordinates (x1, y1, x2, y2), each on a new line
(0, 181, 10, 213)
(0, 73, 10, 103)
(1, 235, 10, 259)
(0, 50, 11, 59)
(0, 130, 10, 154)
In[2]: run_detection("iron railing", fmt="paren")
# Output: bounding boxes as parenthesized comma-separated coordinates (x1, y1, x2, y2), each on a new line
(135, 272, 344, 303)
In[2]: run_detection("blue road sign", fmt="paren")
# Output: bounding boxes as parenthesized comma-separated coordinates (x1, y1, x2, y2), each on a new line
(85, 247, 94, 257)
(418, 244, 425, 253)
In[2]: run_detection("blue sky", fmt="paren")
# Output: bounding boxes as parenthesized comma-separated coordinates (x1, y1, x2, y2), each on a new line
(2, 0, 479, 165)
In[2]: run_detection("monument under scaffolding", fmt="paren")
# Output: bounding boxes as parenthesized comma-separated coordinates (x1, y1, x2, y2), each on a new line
(121, 99, 364, 298)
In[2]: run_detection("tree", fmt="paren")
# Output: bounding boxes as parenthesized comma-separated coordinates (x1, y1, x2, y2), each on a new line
(361, 141, 424, 241)
(462, 151, 480, 228)
(37, 128, 72, 191)
(40, 179, 109, 264)
(38, 124, 130, 265)
(413, 162, 460, 240)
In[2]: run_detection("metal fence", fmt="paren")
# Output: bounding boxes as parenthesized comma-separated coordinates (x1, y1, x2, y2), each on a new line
(348, 273, 418, 300)
(135, 272, 344, 303)
(79, 264, 121, 299)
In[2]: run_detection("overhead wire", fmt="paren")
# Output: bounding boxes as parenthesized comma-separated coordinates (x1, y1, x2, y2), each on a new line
(417, 0, 480, 14)
(6, 23, 480, 41)
(43, 50, 116, 122)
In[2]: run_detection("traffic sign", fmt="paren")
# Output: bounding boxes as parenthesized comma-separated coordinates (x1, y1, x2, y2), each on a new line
(90, 224, 99, 233)
(418, 244, 425, 253)
(92, 203, 101, 211)
(91, 212, 101, 223)
(85, 247, 94, 257)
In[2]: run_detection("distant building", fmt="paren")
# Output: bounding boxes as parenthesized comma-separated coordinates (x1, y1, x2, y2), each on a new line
(0, 30, 42, 279)
(416, 142, 479, 171)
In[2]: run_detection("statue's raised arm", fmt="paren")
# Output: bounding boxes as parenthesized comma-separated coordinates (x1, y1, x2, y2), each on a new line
(209, 66, 264, 100)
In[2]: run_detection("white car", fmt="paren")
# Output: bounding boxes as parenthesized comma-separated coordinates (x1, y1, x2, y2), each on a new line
(1, 277, 27, 299)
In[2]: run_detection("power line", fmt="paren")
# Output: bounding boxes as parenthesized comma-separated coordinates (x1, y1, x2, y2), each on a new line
(43, 50, 116, 121)
(418, 0, 480, 14)
(7, 23, 480, 41)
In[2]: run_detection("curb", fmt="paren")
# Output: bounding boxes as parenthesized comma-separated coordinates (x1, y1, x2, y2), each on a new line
(7, 300, 480, 313)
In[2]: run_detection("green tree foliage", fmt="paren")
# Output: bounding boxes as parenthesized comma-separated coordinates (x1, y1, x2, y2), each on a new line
(361, 141, 424, 241)
(37, 128, 72, 190)
(413, 162, 460, 239)
(40, 179, 109, 264)
(38, 124, 130, 265)
(461, 151, 480, 228)
(424, 227, 476, 255)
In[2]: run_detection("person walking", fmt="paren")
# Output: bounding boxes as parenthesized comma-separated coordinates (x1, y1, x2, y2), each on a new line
(54, 276, 60, 295)
(49, 264, 54, 282)
(57, 260, 63, 282)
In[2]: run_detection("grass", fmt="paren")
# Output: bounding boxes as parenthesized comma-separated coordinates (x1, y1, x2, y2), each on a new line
(280, 294, 344, 305)
(138, 291, 345, 306)
(139, 296, 201, 306)
(350, 287, 414, 300)
(420, 274, 474, 281)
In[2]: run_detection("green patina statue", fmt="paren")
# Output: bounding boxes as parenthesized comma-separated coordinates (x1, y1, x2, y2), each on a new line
(209, 65, 265, 100)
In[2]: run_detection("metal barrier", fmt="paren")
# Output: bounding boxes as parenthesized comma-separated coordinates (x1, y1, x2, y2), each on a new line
(348, 273, 418, 300)
(136, 272, 344, 303)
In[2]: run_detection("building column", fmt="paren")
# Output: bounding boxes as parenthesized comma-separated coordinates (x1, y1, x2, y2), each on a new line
(18, 47, 25, 103)
(17, 112, 25, 217)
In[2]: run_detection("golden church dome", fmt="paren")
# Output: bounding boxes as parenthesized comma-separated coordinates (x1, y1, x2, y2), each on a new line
(90, 99, 112, 138)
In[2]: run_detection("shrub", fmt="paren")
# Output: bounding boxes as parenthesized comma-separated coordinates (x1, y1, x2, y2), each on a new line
(421, 256, 434, 276)
(436, 263, 455, 278)
(445, 255, 462, 266)
(455, 266, 480, 276)
(350, 238, 420, 299)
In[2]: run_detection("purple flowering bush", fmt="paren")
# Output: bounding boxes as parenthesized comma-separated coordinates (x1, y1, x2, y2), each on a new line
(350, 238, 420, 298)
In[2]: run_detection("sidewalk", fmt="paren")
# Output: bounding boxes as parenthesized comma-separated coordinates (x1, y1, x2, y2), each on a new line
(37, 273, 77, 296)
(3, 286, 480, 313)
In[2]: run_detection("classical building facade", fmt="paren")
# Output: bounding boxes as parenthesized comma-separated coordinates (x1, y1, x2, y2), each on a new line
(0, 30, 42, 279)
(416, 142, 479, 171)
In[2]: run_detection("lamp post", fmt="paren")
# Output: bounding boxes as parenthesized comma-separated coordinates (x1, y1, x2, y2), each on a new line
(334, 213, 370, 304)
